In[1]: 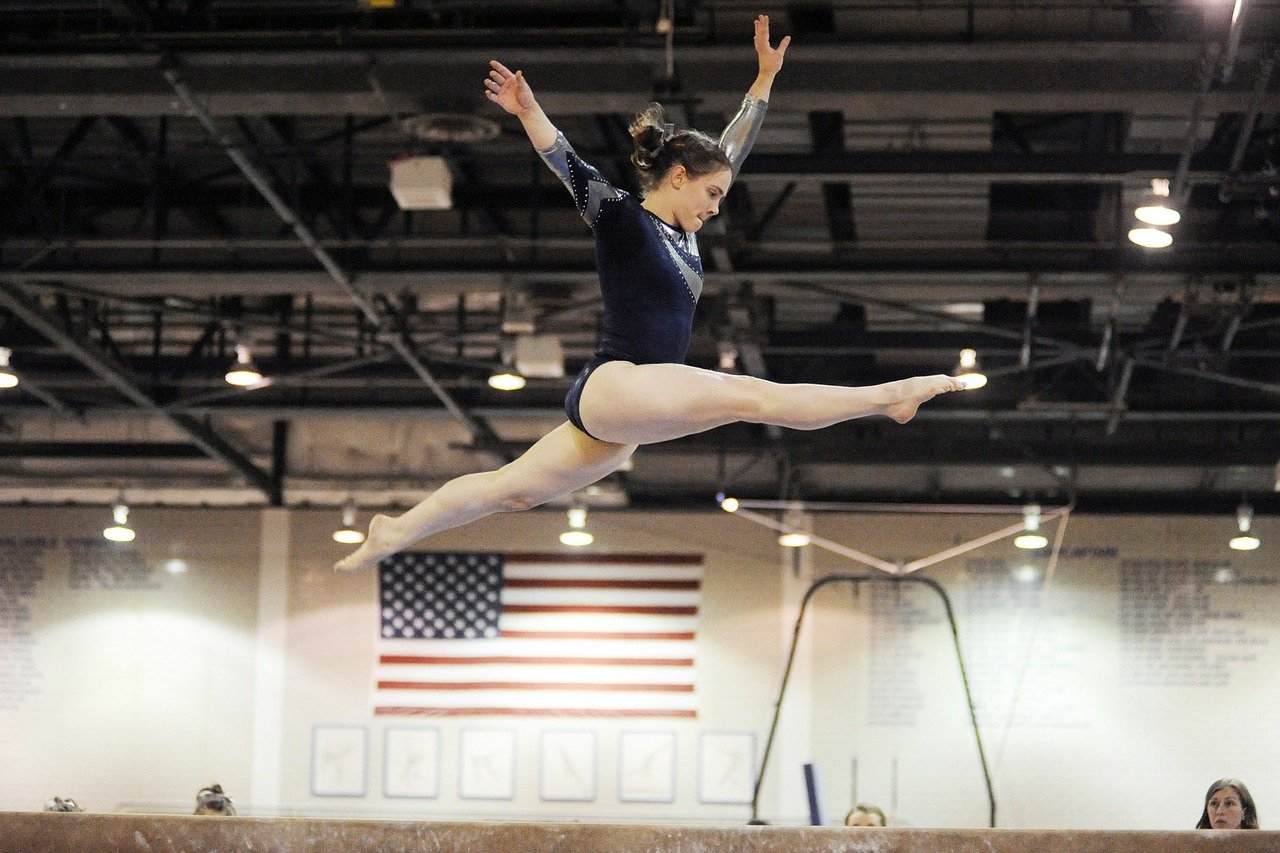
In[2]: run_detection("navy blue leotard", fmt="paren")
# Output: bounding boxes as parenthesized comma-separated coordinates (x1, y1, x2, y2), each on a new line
(538, 95, 767, 438)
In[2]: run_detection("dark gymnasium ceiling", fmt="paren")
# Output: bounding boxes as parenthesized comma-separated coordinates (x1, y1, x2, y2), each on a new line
(0, 0, 1279, 515)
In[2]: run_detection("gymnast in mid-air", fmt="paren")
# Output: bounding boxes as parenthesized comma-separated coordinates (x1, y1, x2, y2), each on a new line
(337, 15, 969, 572)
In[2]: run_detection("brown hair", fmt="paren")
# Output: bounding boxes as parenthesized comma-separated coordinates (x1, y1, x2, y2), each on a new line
(194, 783, 236, 816)
(628, 102, 731, 194)
(844, 803, 887, 826)
(1197, 778, 1259, 829)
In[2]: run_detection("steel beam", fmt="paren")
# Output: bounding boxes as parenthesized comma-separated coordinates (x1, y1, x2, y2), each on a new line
(2, 43, 1277, 118)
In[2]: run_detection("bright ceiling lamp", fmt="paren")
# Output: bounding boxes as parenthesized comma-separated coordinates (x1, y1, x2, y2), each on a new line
(332, 500, 366, 545)
(1128, 226, 1173, 249)
(716, 493, 740, 513)
(559, 506, 594, 547)
(1229, 502, 1260, 551)
(778, 506, 811, 547)
(0, 347, 17, 389)
(103, 502, 136, 543)
(953, 348, 987, 389)
(1014, 503, 1049, 550)
(225, 342, 264, 386)
(487, 371, 526, 391)
(1134, 178, 1181, 226)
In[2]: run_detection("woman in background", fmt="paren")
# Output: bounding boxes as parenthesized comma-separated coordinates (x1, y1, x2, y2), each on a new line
(1196, 778, 1258, 829)
(844, 803, 887, 827)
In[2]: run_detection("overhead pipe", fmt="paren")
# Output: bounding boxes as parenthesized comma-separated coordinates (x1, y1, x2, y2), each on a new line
(1220, 49, 1277, 203)
(1220, 0, 1249, 83)
(1170, 43, 1221, 200)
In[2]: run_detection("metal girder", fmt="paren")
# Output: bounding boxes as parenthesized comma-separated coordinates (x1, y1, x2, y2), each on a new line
(0, 279, 278, 496)
(623, 489, 1280, 516)
(12, 270, 1280, 303)
(2, 43, 1277, 118)
(0, 441, 204, 459)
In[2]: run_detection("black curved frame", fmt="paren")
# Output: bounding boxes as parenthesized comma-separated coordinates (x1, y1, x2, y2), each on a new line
(750, 573, 997, 827)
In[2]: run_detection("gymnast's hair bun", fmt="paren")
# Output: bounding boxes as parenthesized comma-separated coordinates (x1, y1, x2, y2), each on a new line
(629, 102, 671, 172)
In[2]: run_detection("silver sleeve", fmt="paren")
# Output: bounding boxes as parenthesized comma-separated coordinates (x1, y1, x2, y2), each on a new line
(536, 130, 575, 194)
(718, 94, 767, 177)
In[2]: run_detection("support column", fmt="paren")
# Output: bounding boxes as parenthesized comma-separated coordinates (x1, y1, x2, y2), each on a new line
(774, 511, 816, 823)
(249, 508, 290, 811)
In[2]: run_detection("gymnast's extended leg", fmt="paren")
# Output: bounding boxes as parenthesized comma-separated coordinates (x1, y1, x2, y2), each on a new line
(577, 361, 963, 445)
(335, 423, 635, 572)
(335, 364, 960, 571)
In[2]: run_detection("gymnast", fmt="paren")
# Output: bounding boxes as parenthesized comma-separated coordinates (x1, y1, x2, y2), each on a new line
(337, 15, 968, 572)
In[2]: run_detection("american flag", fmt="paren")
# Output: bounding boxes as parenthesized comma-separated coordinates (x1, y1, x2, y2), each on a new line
(374, 551, 703, 718)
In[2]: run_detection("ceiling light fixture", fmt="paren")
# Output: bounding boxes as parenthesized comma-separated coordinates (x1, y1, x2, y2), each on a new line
(953, 348, 988, 389)
(1128, 226, 1173, 249)
(1014, 503, 1049, 550)
(332, 500, 366, 544)
(1229, 501, 1260, 551)
(103, 502, 136, 543)
(225, 342, 264, 387)
(559, 506, 594, 547)
(0, 347, 17, 389)
(487, 370, 526, 391)
(778, 506, 811, 547)
(1134, 178, 1181, 226)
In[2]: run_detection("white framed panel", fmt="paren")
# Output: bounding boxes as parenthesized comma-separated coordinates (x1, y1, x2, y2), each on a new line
(383, 727, 441, 798)
(458, 728, 516, 800)
(540, 730, 597, 802)
(310, 725, 368, 797)
(618, 731, 676, 803)
(698, 730, 756, 804)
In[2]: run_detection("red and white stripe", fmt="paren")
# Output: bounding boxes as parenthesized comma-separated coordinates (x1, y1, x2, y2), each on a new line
(373, 553, 702, 718)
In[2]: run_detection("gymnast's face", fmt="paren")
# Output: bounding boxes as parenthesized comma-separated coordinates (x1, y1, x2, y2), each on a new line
(1206, 787, 1245, 829)
(667, 166, 732, 233)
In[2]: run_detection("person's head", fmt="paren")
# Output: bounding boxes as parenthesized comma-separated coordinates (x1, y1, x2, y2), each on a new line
(629, 103, 733, 234)
(194, 784, 236, 816)
(1197, 779, 1258, 829)
(844, 803, 887, 827)
(43, 797, 83, 812)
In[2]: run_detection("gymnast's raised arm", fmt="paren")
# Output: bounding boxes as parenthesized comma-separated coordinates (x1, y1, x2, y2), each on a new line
(484, 59, 613, 224)
(719, 14, 791, 175)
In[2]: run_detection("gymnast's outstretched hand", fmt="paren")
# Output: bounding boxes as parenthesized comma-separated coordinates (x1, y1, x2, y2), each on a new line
(754, 15, 790, 76)
(484, 60, 558, 149)
(484, 60, 538, 116)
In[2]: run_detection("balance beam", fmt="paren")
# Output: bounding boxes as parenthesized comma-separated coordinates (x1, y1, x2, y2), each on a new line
(4, 813, 1278, 852)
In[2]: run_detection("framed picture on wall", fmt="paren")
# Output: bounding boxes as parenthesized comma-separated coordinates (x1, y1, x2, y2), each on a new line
(618, 731, 676, 803)
(310, 725, 368, 797)
(697, 730, 756, 804)
(458, 728, 516, 800)
(540, 730, 597, 802)
(383, 727, 441, 798)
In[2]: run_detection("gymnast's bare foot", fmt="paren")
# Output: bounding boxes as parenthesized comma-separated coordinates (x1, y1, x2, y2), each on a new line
(335, 513, 399, 573)
(883, 375, 968, 424)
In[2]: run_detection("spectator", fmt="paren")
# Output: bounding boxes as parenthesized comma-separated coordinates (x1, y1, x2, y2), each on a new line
(1196, 778, 1258, 829)
(43, 797, 83, 812)
(194, 784, 236, 816)
(844, 803, 887, 827)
